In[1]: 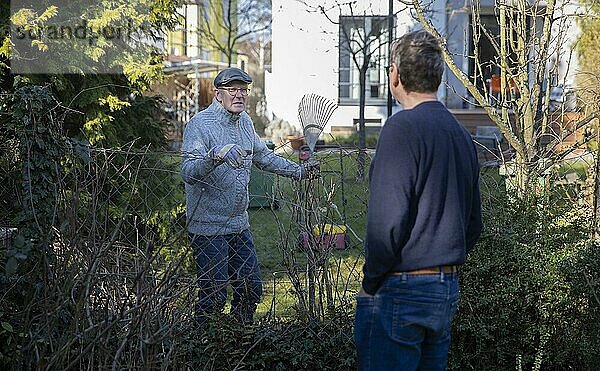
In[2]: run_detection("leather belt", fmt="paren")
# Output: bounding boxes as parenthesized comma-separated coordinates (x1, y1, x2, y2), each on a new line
(390, 265, 458, 275)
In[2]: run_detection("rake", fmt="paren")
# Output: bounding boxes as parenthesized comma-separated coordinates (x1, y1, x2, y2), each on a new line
(297, 94, 338, 153)
(295, 94, 340, 317)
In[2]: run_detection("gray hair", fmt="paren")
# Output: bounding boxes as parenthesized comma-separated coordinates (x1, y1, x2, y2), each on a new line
(391, 30, 444, 93)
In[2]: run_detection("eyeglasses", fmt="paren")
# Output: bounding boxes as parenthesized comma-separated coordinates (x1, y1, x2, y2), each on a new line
(218, 87, 251, 97)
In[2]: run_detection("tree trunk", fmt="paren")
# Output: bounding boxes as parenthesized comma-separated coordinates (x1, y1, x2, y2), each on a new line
(357, 64, 368, 180)
(512, 152, 533, 199)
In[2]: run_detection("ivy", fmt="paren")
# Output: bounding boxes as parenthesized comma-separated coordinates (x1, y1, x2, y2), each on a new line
(7, 83, 65, 277)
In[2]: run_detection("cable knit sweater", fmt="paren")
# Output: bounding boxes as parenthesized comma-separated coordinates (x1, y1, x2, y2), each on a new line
(181, 98, 302, 236)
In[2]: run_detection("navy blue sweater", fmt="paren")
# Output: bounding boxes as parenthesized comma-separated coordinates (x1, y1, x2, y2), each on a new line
(362, 101, 483, 295)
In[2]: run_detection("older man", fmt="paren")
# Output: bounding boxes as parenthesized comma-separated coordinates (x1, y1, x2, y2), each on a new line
(354, 31, 483, 370)
(181, 67, 316, 326)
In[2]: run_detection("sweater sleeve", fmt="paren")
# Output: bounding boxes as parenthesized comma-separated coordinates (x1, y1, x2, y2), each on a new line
(361, 122, 418, 295)
(251, 130, 302, 179)
(180, 117, 217, 185)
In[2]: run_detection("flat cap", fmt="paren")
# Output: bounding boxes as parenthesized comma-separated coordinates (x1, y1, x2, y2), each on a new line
(214, 67, 253, 87)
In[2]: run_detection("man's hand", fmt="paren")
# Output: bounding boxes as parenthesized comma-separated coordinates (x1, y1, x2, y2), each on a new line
(210, 144, 247, 168)
(301, 160, 320, 180)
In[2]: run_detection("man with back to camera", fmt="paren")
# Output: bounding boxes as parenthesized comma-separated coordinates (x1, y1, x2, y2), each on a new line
(354, 31, 483, 370)
(180, 67, 318, 327)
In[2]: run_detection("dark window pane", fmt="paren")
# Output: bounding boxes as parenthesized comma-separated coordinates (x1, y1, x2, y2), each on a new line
(370, 84, 380, 98)
(339, 84, 349, 98)
(339, 54, 351, 69)
(339, 69, 350, 83)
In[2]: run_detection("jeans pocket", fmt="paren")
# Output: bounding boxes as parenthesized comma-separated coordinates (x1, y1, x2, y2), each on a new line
(391, 298, 442, 343)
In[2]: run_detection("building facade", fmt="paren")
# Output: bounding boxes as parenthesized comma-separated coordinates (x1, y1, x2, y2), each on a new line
(265, 0, 580, 135)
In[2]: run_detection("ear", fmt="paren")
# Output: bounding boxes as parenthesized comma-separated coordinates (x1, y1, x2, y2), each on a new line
(390, 64, 400, 88)
(214, 89, 222, 102)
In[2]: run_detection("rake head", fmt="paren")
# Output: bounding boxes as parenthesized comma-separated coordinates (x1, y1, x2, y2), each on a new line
(297, 94, 337, 152)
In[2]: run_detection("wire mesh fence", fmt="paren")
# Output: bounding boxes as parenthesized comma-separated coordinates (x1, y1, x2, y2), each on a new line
(0, 134, 598, 368)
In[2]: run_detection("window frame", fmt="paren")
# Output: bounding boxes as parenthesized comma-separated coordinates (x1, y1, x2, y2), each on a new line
(338, 15, 391, 106)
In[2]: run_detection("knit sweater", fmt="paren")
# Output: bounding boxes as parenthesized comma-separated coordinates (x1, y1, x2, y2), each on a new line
(362, 101, 483, 295)
(181, 99, 302, 236)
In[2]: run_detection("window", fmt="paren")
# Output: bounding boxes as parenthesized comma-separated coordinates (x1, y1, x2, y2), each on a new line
(167, 7, 186, 56)
(469, 14, 500, 95)
(339, 16, 390, 104)
(468, 14, 530, 97)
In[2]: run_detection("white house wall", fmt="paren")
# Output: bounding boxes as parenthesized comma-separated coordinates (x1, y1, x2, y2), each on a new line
(267, 0, 338, 133)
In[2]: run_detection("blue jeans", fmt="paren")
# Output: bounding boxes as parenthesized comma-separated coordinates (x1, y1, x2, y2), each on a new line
(190, 229, 263, 326)
(354, 272, 460, 371)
